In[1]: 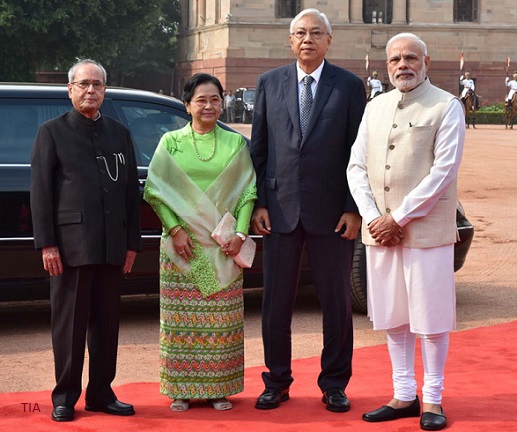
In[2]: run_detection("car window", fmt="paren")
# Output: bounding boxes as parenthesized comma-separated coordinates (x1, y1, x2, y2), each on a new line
(0, 99, 71, 164)
(111, 100, 190, 165)
(243, 90, 256, 103)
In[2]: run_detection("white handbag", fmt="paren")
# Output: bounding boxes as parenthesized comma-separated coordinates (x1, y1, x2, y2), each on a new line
(211, 211, 256, 268)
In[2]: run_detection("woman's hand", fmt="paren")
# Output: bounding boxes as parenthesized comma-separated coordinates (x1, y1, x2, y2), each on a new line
(221, 235, 244, 257)
(172, 228, 195, 260)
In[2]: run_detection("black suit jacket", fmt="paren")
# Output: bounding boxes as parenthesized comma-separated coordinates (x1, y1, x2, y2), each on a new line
(249, 60, 366, 234)
(31, 108, 141, 267)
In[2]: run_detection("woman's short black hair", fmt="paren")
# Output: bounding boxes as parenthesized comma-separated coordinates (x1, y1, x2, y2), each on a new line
(182, 73, 224, 104)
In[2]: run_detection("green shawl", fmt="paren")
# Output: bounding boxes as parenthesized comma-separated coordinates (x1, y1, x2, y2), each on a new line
(144, 135, 257, 297)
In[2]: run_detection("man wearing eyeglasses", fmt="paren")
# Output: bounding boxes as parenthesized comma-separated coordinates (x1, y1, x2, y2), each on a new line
(249, 8, 365, 412)
(31, 59, 141, 422)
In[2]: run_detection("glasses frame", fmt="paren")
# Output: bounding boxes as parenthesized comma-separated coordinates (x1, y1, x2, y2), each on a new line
(70, 81, 106, 90)
(191, 97, 223, 108)
(291, 30, 328, 40)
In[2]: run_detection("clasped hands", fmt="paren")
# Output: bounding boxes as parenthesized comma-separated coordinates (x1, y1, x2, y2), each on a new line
(368, 214, 404, 247)
(172, 227, 243, 261)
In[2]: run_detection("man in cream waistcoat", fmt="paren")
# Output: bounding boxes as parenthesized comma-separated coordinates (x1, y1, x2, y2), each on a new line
(347, 33, 465, 431)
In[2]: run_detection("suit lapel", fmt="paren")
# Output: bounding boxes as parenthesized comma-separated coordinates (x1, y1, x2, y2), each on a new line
(301, 60, 335, 146)
(283, 64, 303, 143)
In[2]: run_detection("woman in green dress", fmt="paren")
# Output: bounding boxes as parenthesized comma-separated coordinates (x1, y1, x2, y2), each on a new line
(144, 74, 257, 412)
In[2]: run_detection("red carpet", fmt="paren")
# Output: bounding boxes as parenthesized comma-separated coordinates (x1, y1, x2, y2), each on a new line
(2, 321, 517, 431)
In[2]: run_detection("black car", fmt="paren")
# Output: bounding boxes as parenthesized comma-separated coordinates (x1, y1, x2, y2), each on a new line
(0, 83, 474, 313)
(0, 83, 266, 301)
(234, 87, 255, 123)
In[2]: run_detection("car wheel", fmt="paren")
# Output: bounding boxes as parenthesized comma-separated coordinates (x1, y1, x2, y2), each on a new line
(241, 110, 247, 123)
(350, 231, 368, 314)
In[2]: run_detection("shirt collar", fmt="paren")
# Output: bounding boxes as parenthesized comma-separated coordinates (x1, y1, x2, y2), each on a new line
(296, 60, 325, 84)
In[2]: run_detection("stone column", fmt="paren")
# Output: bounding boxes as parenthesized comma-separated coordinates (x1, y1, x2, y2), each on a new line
(350, 0, 364, 24)
(392, 0, 407, 24)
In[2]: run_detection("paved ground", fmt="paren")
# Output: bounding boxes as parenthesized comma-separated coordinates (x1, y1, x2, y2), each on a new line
(1, 124, 516, 393)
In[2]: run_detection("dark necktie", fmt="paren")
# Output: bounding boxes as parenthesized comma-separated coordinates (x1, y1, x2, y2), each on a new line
(300, 75, 314, 137)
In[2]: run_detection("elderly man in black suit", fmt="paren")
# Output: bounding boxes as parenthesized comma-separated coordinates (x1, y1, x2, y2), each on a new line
(31, 59, 141, 422)
(249, 8, 366, 412)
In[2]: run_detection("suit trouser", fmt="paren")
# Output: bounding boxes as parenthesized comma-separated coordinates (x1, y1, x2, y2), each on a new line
(50, 264, 122, 408)
(261, 222, 354, 392)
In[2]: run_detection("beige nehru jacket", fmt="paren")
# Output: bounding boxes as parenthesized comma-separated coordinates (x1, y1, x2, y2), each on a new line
(362, 79, 458, 248)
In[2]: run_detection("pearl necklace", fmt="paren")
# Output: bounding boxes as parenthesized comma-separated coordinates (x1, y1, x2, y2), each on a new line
(190, 126, 217, 162)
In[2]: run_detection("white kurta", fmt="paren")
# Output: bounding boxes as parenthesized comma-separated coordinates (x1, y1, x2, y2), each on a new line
(348, 95, 465, 230)
(347, 83, 465, 333)
(366, 245, 456, 333)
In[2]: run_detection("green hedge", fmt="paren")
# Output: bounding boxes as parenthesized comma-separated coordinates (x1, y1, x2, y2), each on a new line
(470, 111, 511, 124)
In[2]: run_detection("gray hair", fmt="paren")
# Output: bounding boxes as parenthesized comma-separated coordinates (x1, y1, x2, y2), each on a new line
(68, 59, 107, 84)
(290, 8, 332, 35)
(386, 33, 428, 56)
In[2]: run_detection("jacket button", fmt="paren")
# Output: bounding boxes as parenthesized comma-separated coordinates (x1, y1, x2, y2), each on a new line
(392, 124, 398, 128)
(384, 186, 390, 192)
(386, 208, 391, 213)
(389, 145, 395, 150)
(385, 165, 391, 170)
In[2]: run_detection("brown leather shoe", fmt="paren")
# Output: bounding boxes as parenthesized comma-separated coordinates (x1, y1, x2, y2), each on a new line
(255, 387, 290, 410)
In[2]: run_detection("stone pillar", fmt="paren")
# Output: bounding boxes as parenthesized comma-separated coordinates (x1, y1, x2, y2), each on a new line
(392, 0, 407, 24)
(350, 0, 364, 24)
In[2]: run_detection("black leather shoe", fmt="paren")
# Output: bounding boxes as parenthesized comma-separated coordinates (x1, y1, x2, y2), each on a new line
(322, 388, 351, 413)
(85, 399, 135, 416)
(255, 387, 290, 410)
(362, 396, 420, 422)
(420, 409, 447, 431)
(51, 405, 75, 422)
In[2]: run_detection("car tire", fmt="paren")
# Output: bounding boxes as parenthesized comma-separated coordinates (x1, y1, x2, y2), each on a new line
(350, 231, 368, 314)
(241, 109, 247, 123)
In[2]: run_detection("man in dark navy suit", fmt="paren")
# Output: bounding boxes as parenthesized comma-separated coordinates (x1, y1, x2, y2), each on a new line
(249, 8, 366, 412)
(31, 59, 141, 422)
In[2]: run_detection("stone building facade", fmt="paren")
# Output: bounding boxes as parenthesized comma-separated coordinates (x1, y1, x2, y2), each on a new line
(176, 0, 517, 105)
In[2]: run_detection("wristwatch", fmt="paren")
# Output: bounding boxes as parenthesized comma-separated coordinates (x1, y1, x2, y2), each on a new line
(235, 232, 247, 241)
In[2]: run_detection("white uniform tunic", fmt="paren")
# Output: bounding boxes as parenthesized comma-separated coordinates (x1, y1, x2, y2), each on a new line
(367, 77, 383, 99)
(460, 76, 475, 98)
(505, 77, 517, 101)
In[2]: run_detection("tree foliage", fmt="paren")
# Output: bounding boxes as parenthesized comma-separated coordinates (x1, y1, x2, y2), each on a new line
(0, 0, 180, 84)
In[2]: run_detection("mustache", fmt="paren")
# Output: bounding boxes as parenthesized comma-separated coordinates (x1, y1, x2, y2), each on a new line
(395, 71, 416, 79)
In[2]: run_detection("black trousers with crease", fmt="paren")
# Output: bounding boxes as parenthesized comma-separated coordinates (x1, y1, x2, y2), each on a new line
(50, 264, 122, 408)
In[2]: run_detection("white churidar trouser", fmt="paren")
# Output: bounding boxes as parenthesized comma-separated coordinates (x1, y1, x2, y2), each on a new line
(366, 244, 455, 404)
(387, 325, 449, 404)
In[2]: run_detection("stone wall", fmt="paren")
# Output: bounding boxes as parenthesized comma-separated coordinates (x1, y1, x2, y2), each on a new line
(176, 0, 517, 104)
